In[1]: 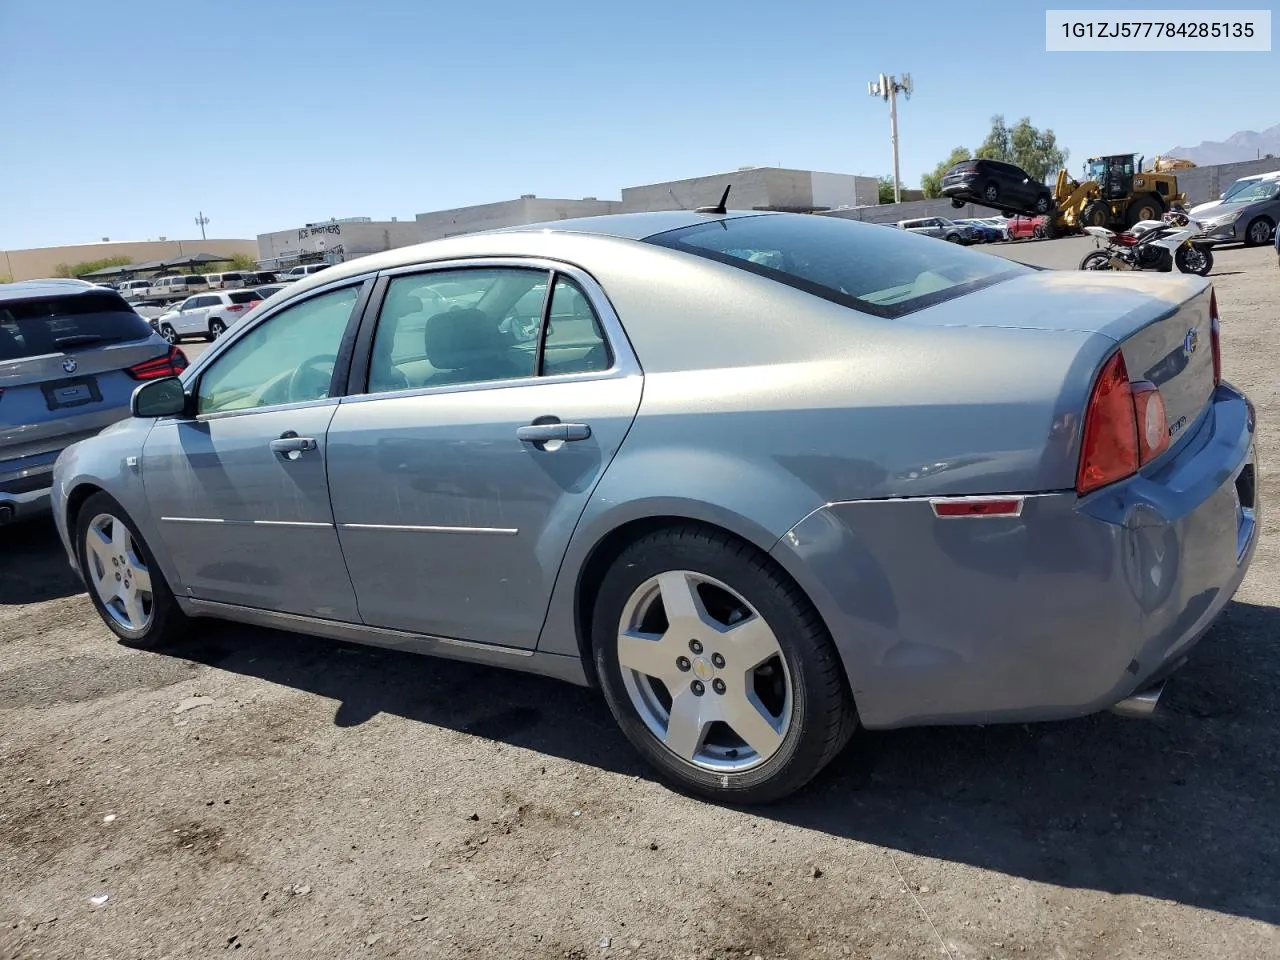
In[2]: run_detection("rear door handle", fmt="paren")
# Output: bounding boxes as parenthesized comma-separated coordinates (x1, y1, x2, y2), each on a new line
(269, 434, 318, 458)
(516, 422, 592, 443)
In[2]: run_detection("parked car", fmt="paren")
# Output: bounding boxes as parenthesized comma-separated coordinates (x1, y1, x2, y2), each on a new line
(896, 216, 973, 243)
(240, 271, 278, 285)
(0, 282, 187, 525)
(252, 284, 288, 300)
(147, 274, 209, 300)
(942, 158, 1055, 216)
(1192, 179, 1280, 247)
(955, 219, 1003, 243)
(1190, 170, 1280, 216)
(278, 263, 331, 282)
(118, 279, 154, 300)
(1005, 214, 1048, 240)
(50, 211, 1257, 804)
(204, 272, 252, 290)
(154, 290, 264, 343)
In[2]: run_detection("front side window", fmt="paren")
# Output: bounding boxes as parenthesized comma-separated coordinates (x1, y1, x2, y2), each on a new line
(196, 285, 360, 414)
(646, 214, 1029, 318)
(367, 268, 544, 393)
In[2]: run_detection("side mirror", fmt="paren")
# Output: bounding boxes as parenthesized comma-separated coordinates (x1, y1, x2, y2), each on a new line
(131, 377, 189, 418)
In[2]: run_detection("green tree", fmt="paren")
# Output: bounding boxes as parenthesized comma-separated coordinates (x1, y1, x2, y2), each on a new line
(0, 275, 12, 284)
(976, 114, 1069, 183)
(228, 252, 257, 271)
(877, 176, 897, 204)
(920, 146, 972, 198)
(53, 255, 134, 279)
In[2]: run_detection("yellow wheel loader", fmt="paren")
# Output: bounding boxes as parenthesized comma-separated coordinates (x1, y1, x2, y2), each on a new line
(1041, 153, 1187, 238)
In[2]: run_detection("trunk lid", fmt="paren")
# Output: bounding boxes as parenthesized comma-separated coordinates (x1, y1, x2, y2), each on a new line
(903, 270, 1218, 443)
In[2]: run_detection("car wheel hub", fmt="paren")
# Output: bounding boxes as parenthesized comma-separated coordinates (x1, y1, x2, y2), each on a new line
(85, 513, 154, 633)
(616, 570, 792, 773)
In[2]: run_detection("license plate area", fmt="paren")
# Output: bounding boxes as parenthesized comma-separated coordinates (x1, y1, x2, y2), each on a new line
(42, 375, 101, 411)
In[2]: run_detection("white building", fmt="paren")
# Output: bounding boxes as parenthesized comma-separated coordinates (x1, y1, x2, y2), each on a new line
(256, 217, 422, 267)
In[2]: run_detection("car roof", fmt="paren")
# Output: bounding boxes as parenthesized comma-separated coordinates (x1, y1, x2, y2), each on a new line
(0, 280, 118, 303)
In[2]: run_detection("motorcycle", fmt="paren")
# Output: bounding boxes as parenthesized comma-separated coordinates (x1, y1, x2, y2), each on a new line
(1079, 209, 1215, 276)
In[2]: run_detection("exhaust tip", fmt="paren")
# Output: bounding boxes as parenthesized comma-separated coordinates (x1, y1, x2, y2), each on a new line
(1110, 681, 1165, 719)
(0, 504, 14, 526)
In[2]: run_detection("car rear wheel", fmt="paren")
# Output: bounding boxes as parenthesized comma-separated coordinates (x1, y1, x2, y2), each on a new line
(983, 182, 1000, 203)
(74, 492, 189, 649)
(1244, 216, 1274, 247)
(1034, 193, 1052, 215)
(592, 526, 857, 804)
(208, 319, 227, 340)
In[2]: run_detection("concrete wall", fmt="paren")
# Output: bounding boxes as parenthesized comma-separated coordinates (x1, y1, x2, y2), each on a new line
(619, 167, 878, 212)
(257, 219, 421, 264)
(818, 198, 994, 225)
(0, 238, 258, 282)
(1174, 157, 1280, 205)
(417, 197, 623, 243)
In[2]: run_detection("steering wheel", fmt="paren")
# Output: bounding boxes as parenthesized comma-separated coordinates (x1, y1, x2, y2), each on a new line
(287, 354, 338, 404)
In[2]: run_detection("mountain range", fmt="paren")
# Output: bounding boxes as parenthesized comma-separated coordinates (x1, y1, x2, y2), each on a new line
(1163, 124, 1280, 165)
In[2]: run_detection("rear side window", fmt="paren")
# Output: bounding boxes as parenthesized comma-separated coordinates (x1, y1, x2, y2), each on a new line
(0, 291, 153, 360)
(228, 291, 261, 304)
(646, 214, 1030, 319)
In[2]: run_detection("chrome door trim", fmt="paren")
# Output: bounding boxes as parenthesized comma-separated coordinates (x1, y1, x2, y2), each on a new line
(161, 517, 334, 528)
(338, 523, 518, 535)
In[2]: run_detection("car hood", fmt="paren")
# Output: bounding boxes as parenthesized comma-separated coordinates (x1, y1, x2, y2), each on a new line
(1191, 200, 1264, 221)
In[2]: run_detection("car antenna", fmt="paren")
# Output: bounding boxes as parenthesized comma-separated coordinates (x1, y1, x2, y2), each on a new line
(695, 184, 731, 214)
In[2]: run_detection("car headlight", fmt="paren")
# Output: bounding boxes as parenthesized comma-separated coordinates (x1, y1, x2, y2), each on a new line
(1208, 210, 1243, 227)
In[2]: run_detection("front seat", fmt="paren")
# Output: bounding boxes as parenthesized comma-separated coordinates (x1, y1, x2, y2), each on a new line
(423, 308, 529, 385)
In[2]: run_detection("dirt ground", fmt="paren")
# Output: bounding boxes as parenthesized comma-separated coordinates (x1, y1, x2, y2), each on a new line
(3, 242, 1278, 960)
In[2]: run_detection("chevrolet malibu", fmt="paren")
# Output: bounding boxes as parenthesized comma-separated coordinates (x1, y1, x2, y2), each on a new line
(51, 210, 1259, 804)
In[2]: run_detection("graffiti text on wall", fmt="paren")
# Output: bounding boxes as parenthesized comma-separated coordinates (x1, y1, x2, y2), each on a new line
(298, 223, 342, 240)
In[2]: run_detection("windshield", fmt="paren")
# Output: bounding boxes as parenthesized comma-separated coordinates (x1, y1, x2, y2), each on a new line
(1223, 181, 1280, 203)
(645, 214, 1029, 319)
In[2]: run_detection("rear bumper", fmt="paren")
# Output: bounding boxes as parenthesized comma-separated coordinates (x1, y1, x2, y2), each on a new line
(0, 451, 57, 523)
(771, 382, 1259, 728)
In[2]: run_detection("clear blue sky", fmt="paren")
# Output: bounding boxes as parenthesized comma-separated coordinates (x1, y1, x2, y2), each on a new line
(1, 0, 1274, 249)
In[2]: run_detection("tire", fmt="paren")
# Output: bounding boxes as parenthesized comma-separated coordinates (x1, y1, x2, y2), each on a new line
(945, 232, 963, 243)
(209, 318, 227, 340)
(74, 491, 190, 649)
(1243, 216, 1274, 247)
(160, 324, 178, 344)
(1080, 250, 1114, 271)
(1175, 245, 1213, 276)
(1081, 201, 1110, 228)
(1032, 224, 1045, 239)
(1034, 192, 1052, 215)
(1126, 195, 1163, 227)
(983, 182, 1000, 204)
(950, 198, 965, 209)
(592, 525, 857, 805)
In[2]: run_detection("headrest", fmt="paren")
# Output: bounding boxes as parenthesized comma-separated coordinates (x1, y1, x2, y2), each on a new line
(424, 308, 504, 371)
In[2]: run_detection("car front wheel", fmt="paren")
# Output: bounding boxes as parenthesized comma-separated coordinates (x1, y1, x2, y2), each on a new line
(74, 491, 190, 649)
(592, 526, 856, 804)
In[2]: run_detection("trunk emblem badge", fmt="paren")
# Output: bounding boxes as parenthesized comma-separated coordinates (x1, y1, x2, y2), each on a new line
(62, 358, 78, 373)
(1183, 328, 1199, 357)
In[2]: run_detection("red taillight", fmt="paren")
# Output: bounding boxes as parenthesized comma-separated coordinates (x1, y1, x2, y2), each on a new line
(1076, 351, 1139, 495)
(127, 346, 189, 381)
(931, 497, 1024, 518)
(1130, 380, 1169, 463)
(1209, 289, 1221, 387)
(225, 304, 246, 312)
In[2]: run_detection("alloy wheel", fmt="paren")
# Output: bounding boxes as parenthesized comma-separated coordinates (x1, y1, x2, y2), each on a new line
(616, 571, 793, 773)
(1248, 220, 1271, 245)
(84, 513, 154, 633)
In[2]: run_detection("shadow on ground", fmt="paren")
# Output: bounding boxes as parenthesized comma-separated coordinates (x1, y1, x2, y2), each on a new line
(165, 594, 1280, 929)
(0, 517, 83, 605)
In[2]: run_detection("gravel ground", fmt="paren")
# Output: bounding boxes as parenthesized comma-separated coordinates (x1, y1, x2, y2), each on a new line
(3, 241, 1278, 960)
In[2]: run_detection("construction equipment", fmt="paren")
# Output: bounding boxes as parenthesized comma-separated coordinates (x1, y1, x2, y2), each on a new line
(1147, 155, 1197, 172)
(1040, 153, 1188, 238)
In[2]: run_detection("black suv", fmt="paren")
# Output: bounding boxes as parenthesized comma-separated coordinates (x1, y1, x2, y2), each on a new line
(942, 159, 1055, 217)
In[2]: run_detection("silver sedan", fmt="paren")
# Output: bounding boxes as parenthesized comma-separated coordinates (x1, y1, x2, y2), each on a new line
(51, 210, 1260, 803)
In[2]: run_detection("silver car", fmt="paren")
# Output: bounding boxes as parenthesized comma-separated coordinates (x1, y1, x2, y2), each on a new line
(1193, 178, 1280, 247)
(51, 211, 1259, 803)
(1, 282, 188, 525)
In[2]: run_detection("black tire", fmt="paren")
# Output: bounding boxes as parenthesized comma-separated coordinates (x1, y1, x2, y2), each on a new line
(1034, 192, 1052, 215)
(160, 324, 179, 344)
(1243, 216, 1274, 247)
(945, 232, 963, 243)
(983, 182, 1000, 204)
(1081, 200, 1110, 228)
(209, 318, 226, 340)
(950, 198, 965, 209)
(73, 491, 190, 649)
(1080, 250, 1114, 271)
(1126, 195, 1163, 227)
(592, 525, 857, 805)
(1175, 245, 1213, 276)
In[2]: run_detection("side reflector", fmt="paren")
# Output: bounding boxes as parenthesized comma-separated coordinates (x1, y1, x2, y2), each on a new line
(930, 497, 1024, 519)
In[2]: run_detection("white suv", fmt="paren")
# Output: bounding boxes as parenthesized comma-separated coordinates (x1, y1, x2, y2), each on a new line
(148, 274, 209, 300)
(278, 263, 331, 282)
(204, 271, 251, 290)
(118, 279, 154, 300)
(155, 290, 264, 343)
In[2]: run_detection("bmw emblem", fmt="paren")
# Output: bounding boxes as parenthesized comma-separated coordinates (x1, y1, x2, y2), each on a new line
(62, 358, 78, 374)
(1183, 328, 1199, 357)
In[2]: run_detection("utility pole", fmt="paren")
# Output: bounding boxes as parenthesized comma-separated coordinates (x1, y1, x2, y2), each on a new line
(194, 211, 210, 240)
(867, 73, 913, 203)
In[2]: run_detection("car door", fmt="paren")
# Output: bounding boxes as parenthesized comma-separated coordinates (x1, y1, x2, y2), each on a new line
(325, 261, 643, 649)
(141, 279, 373, 618)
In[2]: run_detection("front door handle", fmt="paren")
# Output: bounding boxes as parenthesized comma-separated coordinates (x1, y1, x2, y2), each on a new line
(516, 422, 592, 443)
(270, 434, 318, 459)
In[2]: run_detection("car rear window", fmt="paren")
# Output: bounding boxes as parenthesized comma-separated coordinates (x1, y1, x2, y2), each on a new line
(949, 161, 979, 173)
(0, 290, 153, 360)
(228, 291, 262, 304)
(645, 214, 1030, 318)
